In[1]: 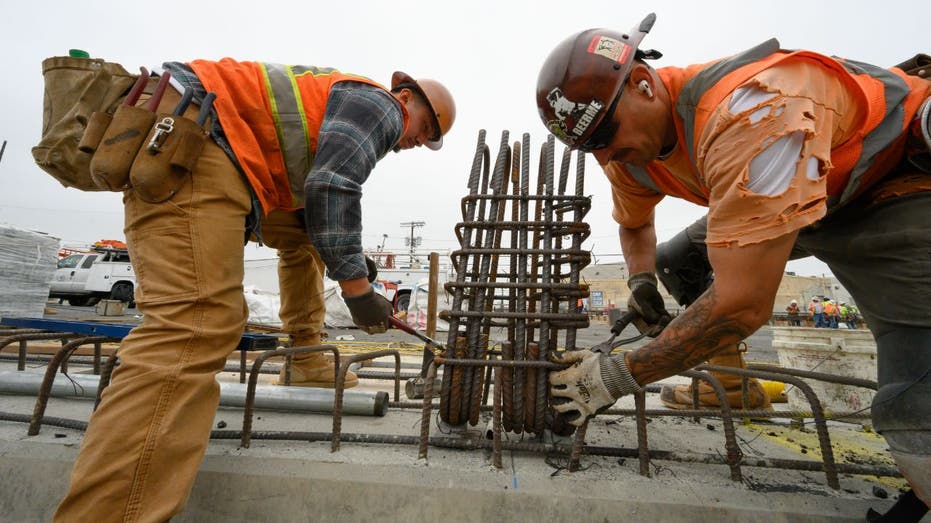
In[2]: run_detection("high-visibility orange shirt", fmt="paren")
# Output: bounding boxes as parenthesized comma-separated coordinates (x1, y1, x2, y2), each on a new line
(604, 49, 930, 247)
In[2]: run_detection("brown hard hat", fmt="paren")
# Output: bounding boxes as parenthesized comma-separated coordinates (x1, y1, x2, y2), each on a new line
(392, 71, 456, 150)
(536, 13, 661, 151)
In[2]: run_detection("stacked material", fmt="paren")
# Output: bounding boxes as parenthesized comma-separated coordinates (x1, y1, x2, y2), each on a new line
(0, 225, 59, 318)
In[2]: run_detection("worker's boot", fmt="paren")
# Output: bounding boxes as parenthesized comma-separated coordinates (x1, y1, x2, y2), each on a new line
(276, 333, 358, 389)
(659, 343, 770, 410)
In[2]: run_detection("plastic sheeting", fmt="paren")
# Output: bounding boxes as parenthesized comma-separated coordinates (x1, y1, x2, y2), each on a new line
(243, 281, 377, 329)
(407, 279, 451, 332)
(0, 225, 59, 319)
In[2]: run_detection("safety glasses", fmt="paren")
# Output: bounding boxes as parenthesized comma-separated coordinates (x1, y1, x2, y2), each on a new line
(577, 85, 624, 152)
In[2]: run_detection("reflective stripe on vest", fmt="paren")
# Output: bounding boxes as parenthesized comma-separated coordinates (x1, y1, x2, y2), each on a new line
(676, 41, 911, 207)
(676, 39, 780, 170)
(625, 163, 662, 193)
(260, 63, 314, 204)
(835, 59, 910, 205)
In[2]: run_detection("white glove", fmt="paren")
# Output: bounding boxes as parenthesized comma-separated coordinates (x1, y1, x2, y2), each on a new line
(549, 350, 642, 426)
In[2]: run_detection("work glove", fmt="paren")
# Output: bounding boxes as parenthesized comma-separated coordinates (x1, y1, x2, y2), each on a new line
(343, 288, 393, 334)
(365, 256, 378, 283)
(627, 272, 672, 337)
(549, 350, 642, 426)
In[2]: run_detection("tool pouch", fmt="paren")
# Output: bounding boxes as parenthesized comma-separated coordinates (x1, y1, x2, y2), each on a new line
(76, 111, 112, 154)
(130, 114, 207, 203)
(893, 53, 930, 78)
(89, 104, 155, 191)
(32, 56, 137, 191)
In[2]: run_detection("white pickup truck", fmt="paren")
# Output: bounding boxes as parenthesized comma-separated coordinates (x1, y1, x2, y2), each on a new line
(49, 248, 136, 307)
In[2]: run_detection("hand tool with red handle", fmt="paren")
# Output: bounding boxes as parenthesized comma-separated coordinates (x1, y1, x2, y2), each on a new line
(387, 316, 445, 375)
(123, 67, 150, 107)
(142, 71, 171, 112)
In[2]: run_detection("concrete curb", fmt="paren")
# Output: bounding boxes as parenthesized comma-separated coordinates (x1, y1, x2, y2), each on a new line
(0, 438, 894, 522)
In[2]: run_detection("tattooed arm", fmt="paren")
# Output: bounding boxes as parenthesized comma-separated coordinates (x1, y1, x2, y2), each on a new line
(624, 230, 798, 385)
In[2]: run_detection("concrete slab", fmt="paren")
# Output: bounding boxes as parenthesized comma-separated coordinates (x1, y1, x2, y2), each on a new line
(0, 307, 922, 522)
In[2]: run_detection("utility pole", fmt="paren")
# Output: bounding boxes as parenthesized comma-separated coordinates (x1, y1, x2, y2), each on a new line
(400, 221, 425, 268)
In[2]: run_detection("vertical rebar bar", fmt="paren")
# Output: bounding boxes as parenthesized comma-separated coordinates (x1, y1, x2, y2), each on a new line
(442, 130, 487, 424)
(535, 136, 556, 434)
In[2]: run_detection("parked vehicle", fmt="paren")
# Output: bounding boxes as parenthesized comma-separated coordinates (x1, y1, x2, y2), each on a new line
(49, 246, 136, 307)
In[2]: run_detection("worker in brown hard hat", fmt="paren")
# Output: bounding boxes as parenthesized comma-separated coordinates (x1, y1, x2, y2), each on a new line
(54, 59, 455, 522)
(538, 13, 931, 518)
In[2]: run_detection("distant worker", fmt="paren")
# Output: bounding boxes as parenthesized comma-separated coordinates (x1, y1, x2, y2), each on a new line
(809, 297, 824, 328)
(537, 13, 931, 515)
(844, 302, 862, 329)
(54, 59, 455, 522)
(823, 298, 840, 329)
(786, 299, 802, 327)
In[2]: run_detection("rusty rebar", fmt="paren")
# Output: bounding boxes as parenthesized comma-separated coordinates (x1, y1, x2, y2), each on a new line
(443, 130, 487, 424)
(332, 349, 401, 452)
(700, 364, 841, 489)
(28, 336, 112, 436)
(419, 361, 438, 459)
(241, 345, 340, 448)
(635, 390, 651, 477)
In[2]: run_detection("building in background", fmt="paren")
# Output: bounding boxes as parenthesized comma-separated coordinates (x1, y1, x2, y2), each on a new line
(580, 262, 852, 315)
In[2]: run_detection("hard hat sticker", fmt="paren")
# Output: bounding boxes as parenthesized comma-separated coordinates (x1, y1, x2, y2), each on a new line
(587, 36, 631, 64)
(545, 88, 604, 140)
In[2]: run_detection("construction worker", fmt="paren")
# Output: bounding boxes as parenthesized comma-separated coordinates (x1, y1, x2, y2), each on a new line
(54, 59, 455, 522)
(537, 13, 931, 516)
(845, 302, 862, 329)
(808, 297, 824, 327)
(786, 299, 802, 327)
(823, 298, 839, 328)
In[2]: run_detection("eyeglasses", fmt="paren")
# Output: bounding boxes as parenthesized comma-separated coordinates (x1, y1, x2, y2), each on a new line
(576, 85, 625, 153)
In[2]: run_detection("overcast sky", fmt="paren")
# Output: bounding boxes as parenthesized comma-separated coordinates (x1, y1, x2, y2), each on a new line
(1, 0, 927, 277)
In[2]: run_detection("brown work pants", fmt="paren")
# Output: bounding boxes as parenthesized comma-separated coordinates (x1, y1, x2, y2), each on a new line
(54, 87, 326, 522)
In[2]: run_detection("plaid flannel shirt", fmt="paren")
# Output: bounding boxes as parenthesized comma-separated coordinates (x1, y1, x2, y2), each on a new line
(164, 63, 403, 281)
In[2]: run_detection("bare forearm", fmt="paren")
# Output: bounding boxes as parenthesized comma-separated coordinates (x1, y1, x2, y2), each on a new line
(625, 283, 757, 384)
(619, 221, 656, 275)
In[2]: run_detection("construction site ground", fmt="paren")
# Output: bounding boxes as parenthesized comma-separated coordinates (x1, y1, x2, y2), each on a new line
(0, 303, 924, 522)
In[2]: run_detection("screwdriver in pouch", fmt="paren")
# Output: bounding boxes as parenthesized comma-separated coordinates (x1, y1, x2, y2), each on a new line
(195, 92, 216, 127)
(123, 67, 150, 107)
(172, 87, 194, 116)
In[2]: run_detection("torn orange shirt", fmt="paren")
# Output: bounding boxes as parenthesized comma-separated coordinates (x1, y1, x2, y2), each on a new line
(701, 59, 861, 247)
(605, 55, 929, 246)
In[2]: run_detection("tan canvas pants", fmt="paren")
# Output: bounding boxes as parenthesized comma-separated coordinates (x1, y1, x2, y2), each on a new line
(256, 209, 326, 343)
(55, 87, 253, 522)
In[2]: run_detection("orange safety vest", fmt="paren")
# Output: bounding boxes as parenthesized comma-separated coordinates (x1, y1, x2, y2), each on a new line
(190, 59, 409, 213)
(624, 40, 929, 208)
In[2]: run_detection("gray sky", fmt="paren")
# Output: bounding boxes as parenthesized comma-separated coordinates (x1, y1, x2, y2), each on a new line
(1, 0, 927, 276)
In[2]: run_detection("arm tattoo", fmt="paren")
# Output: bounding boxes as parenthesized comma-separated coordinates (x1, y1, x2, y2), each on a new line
(626, 284, 755, 384)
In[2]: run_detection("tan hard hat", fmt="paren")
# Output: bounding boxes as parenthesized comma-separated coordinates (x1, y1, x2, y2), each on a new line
(392, 72, 456, 150)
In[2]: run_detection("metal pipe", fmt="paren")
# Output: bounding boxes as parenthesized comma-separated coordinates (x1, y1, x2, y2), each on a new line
(0, 371, 387, 417)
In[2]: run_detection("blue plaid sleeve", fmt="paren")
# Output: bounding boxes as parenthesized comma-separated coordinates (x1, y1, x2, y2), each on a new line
(304, 82, 404, 281)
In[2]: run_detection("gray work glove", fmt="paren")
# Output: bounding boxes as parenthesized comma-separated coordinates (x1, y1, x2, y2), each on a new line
(549, 350, 642, 426)
(627, 272, 672, 337)
(343, 288, 393, 334)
